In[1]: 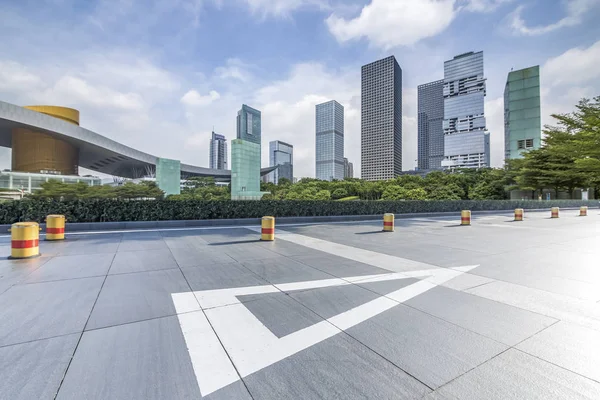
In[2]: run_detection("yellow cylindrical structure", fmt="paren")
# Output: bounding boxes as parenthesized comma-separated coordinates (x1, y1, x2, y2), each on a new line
(461, 210, 471, 226)
(514, 208, 524, 222)
(261, 216, 275, 241)
(46, 215, 66, 241)
(12, 106, 80, 175)
(10, 222, 40, 259)
(383, 213, 394, 232)
(580, 206, 588, 217)
(551, 207, 559, 219)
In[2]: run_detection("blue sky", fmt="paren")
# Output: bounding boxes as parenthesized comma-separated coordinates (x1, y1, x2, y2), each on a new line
(1, 0, 599, 178)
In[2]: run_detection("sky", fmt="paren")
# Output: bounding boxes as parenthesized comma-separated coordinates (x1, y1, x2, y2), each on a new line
(1, 0, 599, 179)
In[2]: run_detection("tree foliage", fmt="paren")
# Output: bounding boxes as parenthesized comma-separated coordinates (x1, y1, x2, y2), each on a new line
(30, 180, 164, 200)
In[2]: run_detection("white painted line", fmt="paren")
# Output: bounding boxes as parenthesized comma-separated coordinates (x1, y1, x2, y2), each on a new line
(250, 227, 441, 274)
(174, 265, 477, 396)
(172, 301, 240, 397)
(171, 292, 202, 314)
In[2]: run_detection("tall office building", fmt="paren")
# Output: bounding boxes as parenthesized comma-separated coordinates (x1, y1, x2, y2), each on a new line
(361, 56, 402, 181)
(417, 80, 445, 170)
(504, 65, 541, 160)
(209, 132, 227, 170)
(442, 51, 490, 169)
(315, 100, 344, 181)
(343, 158, 354, 179)
(231, 105, 264, 200)
(269, 140, 293, 184)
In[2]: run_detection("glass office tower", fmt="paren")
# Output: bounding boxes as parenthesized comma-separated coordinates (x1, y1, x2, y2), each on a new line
(209, 132, 227, 170)
(231, 105, 264, 200)
(417, 80, 444, 170)
(504, 66, 541, 160)
(269, 140, 293, 184)
(315, 100, 345, 181)
(361, 56, 402, 180)
(442, 51, 490, 169)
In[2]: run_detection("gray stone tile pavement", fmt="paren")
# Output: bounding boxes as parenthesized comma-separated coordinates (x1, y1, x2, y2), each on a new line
(0, 210, 598, 399)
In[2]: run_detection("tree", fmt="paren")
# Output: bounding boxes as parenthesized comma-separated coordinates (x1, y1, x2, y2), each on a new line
(331, 188, 348, 200)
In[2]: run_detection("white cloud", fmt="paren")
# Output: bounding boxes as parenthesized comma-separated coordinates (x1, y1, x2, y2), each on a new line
(214, 58, 252, 82)
(509, 0, 599, 36)
(181, 89, 221, 107)
(0, 61, 43, 92)
(542, 40, 600, 87)
(240, 0, 329, 17)
(462, 0, 513, 12)
(326, 0, 457, 50)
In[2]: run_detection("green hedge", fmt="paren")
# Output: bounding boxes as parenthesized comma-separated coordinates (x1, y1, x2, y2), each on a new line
(0, 199, 595, 224)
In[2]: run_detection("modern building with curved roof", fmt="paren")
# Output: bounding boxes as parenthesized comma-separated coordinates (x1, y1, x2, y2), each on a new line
(0, 101, 275, 194)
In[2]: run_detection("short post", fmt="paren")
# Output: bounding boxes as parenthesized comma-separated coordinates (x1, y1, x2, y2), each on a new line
(461, 210, 471, 226)
(383, 213, 394, 232)
(551, 207, 560, 219)
(580, 206, 588, 217)
(261, 216, 275, 241)
(9, 222, 41, 259)
(514, 208, 524, 222)
(46, 214, 66, 241)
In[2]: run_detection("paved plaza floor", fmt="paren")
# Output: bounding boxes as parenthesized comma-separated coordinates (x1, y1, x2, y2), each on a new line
(0, 209, 599, 399)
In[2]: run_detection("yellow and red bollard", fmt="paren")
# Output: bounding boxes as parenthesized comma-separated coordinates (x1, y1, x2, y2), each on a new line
(46, 214, 66, 241)
(383, 213, 394, 232)
(261, 216, 275, 241)
(514, 208, 524, 221)
(580, 206, 588, 217)
(461, 210, 471, 226)
(9, 222, 41, 259)
(551, 207, 560, 219)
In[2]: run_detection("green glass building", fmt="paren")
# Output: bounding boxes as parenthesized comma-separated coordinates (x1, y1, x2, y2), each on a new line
(231, 105, 267, 200)
(504, 66, 541, 160)
(156, 158, 181, 196)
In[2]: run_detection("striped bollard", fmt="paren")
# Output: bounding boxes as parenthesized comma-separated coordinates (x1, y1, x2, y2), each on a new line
(580, 206, 588, 217)
(461, 210, 471, 226)
(514, 208, 524, 221)
(551, 207, 559, 219)
(383, 213, 394, 232)
(9, 222, 41, 259)
(46, 214, 66, 241)
(261, 216, 275, 241)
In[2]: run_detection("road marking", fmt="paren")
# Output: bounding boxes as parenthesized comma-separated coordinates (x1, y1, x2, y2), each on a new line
(173, 265, 477, 396)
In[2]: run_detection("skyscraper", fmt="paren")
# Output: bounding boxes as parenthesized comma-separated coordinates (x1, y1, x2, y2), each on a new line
(344, 158, 354, 179)
(269, 140, 293, 184)
(231, 104, 264, 200)
(417, 80, 444, 170)
(209, 132, 227, 170)
(442, 51, 490, 169)
(361, 56, 402, 181)
(504, 65, 541, 160)
(315, 100, 344, 181)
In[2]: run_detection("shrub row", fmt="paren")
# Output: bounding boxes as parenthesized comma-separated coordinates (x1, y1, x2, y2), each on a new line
(0, 199, 595, 224)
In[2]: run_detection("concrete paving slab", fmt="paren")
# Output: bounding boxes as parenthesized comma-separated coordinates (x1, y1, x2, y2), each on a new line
(467, 280, 600, 332)
(346, 304, 508, 389)
(239, 292, 326, 338)
(242, 332, 431, 400)
(291, 253, 391, 277)
(170, 247, 236, 268)
(56, 315, 251, 400)
(86, 269, 198, 330)
(181, 262, 269, 292)
(0, 334, 79, 400)
(117, 237, 168, 252)
(404, 285, 558, 346)
(427, 349, 600, 399)
(24, 253, 114, 283)
(0, 257, 48, 294)
(517, 321, 600, 382)
(241, 257, 334, 284)
(109, 249, 178, 274)
(0, 277, 104, 346)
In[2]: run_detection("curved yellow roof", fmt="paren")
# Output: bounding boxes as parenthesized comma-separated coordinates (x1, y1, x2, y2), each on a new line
(24, 105, 80, 125)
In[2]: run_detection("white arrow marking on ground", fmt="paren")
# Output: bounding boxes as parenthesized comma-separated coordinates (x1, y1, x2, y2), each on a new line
(173, 265, 478, 396)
